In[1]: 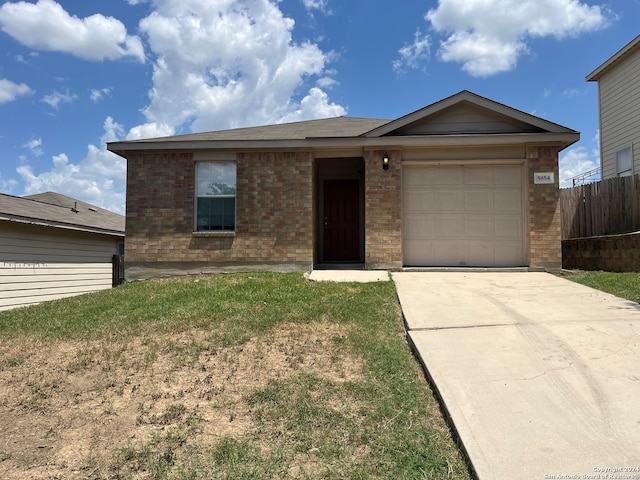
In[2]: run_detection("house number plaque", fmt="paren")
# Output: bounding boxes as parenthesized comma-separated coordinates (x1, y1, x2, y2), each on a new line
(534, 172, 554, 184)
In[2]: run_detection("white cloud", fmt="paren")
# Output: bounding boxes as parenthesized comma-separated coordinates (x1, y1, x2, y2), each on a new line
(126, 122, 174, 140)
(135, 0, 344, 135)
(101, 117, 125, 143)
(15, 117, 127, 214)
(9, 0, 345, 215)
(316, 76, 338, 88)
(559, 134, 600, 188)
(278, 87, 346, 123)
(393, 29, 431, 74)
(302, 0, 331, 14)
(437, 30, 525, 77)
(562, 88, 580, 98)
(0, 0, 145, 62)
(23, 138, 43, 157)
(41, 89, 78, 110)
(423, 0, 610, 77)
(0, 173, 18, 193)
(90, 87, 112, 102)
(15, 52, 40, 64)
(0, 78, 33, 103)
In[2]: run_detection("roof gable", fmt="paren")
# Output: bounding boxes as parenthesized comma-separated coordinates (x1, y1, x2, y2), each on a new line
(363, 90, 576, 137)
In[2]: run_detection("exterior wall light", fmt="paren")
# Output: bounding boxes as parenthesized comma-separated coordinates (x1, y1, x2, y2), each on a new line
(382, 153, 390, 171)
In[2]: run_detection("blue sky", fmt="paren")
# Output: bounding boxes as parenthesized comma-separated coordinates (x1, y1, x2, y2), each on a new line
(0, 0, 638, 214)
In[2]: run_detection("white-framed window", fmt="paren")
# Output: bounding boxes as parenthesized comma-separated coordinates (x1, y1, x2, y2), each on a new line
(616, 146, 632, 177)
(195, 162, 236, 231)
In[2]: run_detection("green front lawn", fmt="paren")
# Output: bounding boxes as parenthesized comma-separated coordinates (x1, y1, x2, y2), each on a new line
(563, 271, 640, 304)
(0, 273, 471, 479)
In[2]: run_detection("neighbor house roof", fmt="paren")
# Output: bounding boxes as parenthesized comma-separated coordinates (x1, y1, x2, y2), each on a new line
(586, 34, 640, 81)
(108, 90, 579, 155)
(0, 192, 125, 236)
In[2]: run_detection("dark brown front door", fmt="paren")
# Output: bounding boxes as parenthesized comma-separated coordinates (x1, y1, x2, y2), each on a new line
(323, 179, 360, 261)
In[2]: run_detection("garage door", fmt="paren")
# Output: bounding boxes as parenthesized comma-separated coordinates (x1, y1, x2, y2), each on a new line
(403, 164, 525, 267)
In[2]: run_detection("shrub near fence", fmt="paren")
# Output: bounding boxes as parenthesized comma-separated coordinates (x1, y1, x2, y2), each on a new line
(560, 174, 640, 240)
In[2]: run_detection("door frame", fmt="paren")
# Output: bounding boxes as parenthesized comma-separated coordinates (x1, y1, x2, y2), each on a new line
(317, 160, 365, 264)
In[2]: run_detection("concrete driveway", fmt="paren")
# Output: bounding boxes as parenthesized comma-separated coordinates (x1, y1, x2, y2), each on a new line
(392, 272, 640, 480)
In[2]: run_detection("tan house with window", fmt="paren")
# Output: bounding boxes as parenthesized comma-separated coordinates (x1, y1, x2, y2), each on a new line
(108, 90, 579, 280)
(0, 192, 125, 310)
(587, 34, 640, 179)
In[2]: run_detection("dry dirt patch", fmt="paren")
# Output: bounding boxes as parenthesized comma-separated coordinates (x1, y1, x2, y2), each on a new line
(0, 322, 362, 479)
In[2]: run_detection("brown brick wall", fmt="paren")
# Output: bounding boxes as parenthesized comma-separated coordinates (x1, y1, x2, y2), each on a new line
(125, 144, 563, 277)
(364, 150, 402, 269)
(236, 151, 314, 261)
(125, 150, 314, 278)
(526, 145, 562, 269)
(562, 233, 640, 272)
(125, 152, 195, 262)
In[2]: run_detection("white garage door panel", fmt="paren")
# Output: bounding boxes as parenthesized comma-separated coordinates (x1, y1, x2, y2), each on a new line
(494, 165, 522, 184)
(464, 166, 491, 184)
(464, 191, 492, 211)
(440, 217, 465, 236)
(495, 217, 523, 238)
(404, 214, 433, 237)
(405, 191, 433, 211)
(494, 191, 521, 211)
(403, 164, 525, 267)
(437, 191, 463, 210)
(433, 168, 462, 185)
(465, 216, 493, 237)
(434, 241, 462, 261)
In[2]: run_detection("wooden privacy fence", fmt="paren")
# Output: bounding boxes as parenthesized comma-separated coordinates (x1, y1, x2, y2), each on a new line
(560, 174, 640, 240)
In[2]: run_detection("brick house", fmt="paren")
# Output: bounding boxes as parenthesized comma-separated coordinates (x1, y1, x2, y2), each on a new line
(108, 91, 579, 280)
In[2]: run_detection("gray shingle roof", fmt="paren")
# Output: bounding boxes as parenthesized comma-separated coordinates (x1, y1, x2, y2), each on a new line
(107, 91, 580, 155)
(0, 192, 124, 236)
(123, 116, 391, 143)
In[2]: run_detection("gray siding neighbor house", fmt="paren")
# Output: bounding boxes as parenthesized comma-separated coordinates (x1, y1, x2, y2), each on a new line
(0, 192, 125, 310)
(587, 34, 640, 179)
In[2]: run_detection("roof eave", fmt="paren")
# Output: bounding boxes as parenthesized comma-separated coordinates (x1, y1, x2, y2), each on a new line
(362, 132, 580, 150)
(0, 216, 125, 237)
(108, 131, 580, 154)
(586, 34, 640, 82)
